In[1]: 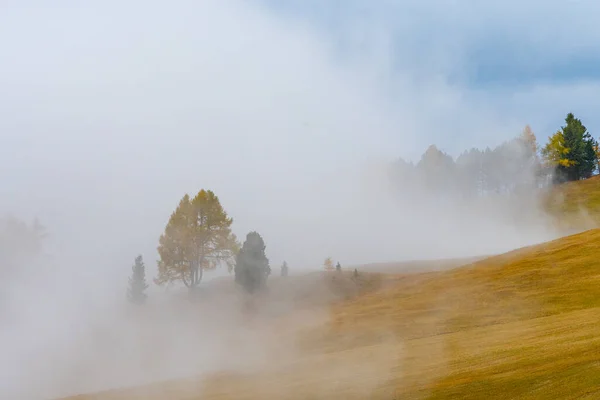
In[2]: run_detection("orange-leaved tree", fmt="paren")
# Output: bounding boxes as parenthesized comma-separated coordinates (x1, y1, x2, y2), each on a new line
(156, 189, 239, 289)
(323, 257, 334, 271)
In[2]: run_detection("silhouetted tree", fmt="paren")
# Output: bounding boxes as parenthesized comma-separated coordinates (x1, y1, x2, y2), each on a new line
(281, 261, 289, 277)
(234, 232, 270, 293)
(156, 189, 239, 290)
(416, 144, 456, 194)
(127, 255, 148, 304)
(560, 113, 597, 180)
(0, 216, 46, 280)
(582, 133, 599, 179)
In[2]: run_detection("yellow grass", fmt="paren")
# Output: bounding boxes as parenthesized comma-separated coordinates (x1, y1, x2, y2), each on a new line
(62, 228, 600, 399)
(545, 175, 600, 229)
(62, 177, 600, 399)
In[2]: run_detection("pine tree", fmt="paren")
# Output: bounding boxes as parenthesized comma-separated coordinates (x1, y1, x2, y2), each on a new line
(127, 255, 148, 304)
(581, 133, 599, 179)
(560, 113, 595, 181)
(281, 261, 289, 277)
(594, 141, 600, 175)
(234, 232, 270, 294)
(517, 125, 542, 188)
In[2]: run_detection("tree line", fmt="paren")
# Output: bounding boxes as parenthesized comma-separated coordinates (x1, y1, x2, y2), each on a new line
(392, 113, 599, 198)
(127, 190, 294, 304)
(6, 113, 597, 304)
(126, 190, 358, 304)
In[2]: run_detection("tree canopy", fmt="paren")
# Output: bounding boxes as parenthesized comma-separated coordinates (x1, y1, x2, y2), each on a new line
(156, 189, 239, 289)
(542, 114, 598, 182)
(392, 117, 598, 197)
(234, 231, 271, 293)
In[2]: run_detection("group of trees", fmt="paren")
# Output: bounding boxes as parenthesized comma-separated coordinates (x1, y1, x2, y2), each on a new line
(393, 113, 599, 197)
(322, 257, 359, 278)
(541, 113, 599, 183)
(13, 113, 594, 304)
(323, 257, 341, 272)
(126, 189, 294, 304)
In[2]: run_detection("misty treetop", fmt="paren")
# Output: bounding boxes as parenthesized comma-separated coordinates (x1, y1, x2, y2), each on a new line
(127, 255, 148, 304)
(234, 231, 271, 293)
(155, 189, 240, 289)
(0, 216, 46, 270)
(393, 115, 599, 197)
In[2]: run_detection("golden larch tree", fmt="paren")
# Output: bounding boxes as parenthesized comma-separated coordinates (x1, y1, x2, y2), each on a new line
(541, 131, 575, 168)
(155, 189, 239, 289)
(520, 125, 539, 156)
(323, 257, 334, 271)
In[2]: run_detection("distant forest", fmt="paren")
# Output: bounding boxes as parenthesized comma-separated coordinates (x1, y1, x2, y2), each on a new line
(392, 113, 600, 197)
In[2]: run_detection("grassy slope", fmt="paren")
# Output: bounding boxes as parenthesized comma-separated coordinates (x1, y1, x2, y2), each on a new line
(64, 229, 600, 400)
(545, 175, 600, 230)
(325, 228, 600, 399)
(62, 178, 600, 399)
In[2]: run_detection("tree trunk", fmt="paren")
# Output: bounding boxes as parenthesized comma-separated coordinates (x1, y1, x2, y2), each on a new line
(190, 259, 198, 289)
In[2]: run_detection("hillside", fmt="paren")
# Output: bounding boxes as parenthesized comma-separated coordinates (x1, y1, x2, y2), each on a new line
(545, 175, 600, 230)
(62, 227, 600, 400)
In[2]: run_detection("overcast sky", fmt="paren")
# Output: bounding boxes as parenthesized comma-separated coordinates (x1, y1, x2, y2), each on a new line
(1, 0, 599, 280)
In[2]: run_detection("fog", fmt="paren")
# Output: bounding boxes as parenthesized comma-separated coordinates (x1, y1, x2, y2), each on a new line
(0, 0, 589, 398)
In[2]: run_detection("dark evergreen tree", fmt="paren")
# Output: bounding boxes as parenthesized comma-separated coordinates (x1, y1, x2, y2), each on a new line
(335, 262, 341, 272)
(127, 255, 148, 304)
(234, 232, 270, 293)
(281, 261, 289, 277)
(560, 113, 593, 181)
(581, 133, 599, 179)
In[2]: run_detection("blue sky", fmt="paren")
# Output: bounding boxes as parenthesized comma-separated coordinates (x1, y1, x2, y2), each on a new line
(261, 0, 600, 86)
(258, 0, 600, 153)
